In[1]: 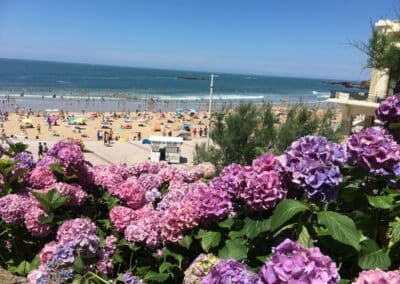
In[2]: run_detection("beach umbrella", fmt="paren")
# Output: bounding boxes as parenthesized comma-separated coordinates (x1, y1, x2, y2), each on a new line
(22, 118, 33, 125)
(176, 108, 184, 113)
(189, 107, 198, 113)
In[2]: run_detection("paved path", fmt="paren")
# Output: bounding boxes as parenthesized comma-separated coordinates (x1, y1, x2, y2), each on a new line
(17, 138, 205, 166)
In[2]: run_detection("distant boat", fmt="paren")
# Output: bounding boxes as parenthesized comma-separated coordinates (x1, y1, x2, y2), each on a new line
(178, 76, 205, 80)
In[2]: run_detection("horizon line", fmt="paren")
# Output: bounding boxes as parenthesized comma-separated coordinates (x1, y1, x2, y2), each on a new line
(0, 57, 367, 82)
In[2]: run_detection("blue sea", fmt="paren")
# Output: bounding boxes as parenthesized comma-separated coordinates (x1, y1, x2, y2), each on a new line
(0, 58, 362, 111)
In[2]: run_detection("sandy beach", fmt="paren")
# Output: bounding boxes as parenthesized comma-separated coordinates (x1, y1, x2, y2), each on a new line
(0, 109, 211, 142)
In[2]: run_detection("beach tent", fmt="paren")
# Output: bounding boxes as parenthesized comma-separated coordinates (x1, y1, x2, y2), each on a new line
(152, 124, 161, 132)
(183, 123, 191, 131)
(122, 122, 132, 129)
(22, 118, 33, 127)
(22, 118, 33, 125)
(67, 117, 76, 124)
(74, 117, 86, 125)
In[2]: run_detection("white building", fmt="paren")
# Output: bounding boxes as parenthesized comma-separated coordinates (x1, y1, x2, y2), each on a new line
(327, 19, 400, 133)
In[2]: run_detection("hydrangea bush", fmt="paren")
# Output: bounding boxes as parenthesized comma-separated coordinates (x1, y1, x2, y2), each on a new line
(1, 108, 400, 284)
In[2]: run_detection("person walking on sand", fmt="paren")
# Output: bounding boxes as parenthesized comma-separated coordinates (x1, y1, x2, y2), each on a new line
(37, 123, 41, 135)
(104, 131, 108, 145)
(38, 142, 43, 159)
(43, 142, 48, 154)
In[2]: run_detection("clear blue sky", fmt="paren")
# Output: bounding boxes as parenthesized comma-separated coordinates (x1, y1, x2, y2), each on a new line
(0, 0, 398, 80)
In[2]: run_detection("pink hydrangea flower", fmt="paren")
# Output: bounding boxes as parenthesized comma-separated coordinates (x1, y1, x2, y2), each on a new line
(39, 241, 58, 267)
(56, 218, 98, 245)
(352, 269, 400, 284)
(109, 205, 136, 232)
(0, 193, 31, 224)
(24, 205, 51, 237)
(27, 269, 46, 284)
(25, 166, 57, 189)
(124, 205, 160, 247)
(160, 200, 198, 243)
(112, 177, 145, 209)
(93, 165, 125, 189)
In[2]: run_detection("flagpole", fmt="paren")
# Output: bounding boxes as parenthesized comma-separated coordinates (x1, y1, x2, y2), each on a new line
(206, 74, 214, 151)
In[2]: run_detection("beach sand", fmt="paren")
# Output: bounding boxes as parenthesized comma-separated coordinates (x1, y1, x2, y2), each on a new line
(0, 110, 211, 141)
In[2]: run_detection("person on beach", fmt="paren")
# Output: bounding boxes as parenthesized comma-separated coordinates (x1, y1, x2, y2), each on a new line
(103, 131, 108, 145)
(47, 117, 52, 130)
(192, 128, 197, 137)
(199, 127, 203, 137)
(37, 123, 41, 134)
(204, 126, 208, 137)
(38, 142, 43, 159)
(43, 142, 48, 154)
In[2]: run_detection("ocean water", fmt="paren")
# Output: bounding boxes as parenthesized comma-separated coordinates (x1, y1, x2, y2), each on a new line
(0, 58, 359, 104)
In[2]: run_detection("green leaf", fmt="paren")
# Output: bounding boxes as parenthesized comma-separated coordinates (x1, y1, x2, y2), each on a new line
(0, 159, 15, 177)
(218, 218, 235, 229)
(8, 167, 27, 184)
(256, 255, 269, 263)
(178, 235, 193, 250)
(218, 239, 248, 260)
(201, 231, 221, 252)
(339, 280, 351, 284)
(228, 230, 245, 239)
(15, 261, 31, 276)
(367, 195, 394, 209)
(73, 256, 84, 274)
(38, 212, 54, 224)
(112, 253, 123, 264)
(317, 211, 361, 251)
(159, 262, 175, 273)
(271, 199, 309, 231)
(358, 250, 391, 270)
(243, 218, 270, 239)
(32, 189, 69, 212)
(144, 271, 170, 282)
(298, 225, 313, 248)
(389, 217, 400, 246)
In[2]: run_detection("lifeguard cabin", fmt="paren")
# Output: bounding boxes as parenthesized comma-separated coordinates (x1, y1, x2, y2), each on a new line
(148, 136, 183, 164)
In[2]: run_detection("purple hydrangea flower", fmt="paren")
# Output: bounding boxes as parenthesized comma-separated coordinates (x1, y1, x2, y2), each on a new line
(280, 136, 346, 202)
(210, 163, 245, 199)
(56, 218, 99, 256)
(137, 173, 163, 191)
(201, 259, 259, 284)
(376, 93, 400, 123)
(124, 272, 146, 284)
(96, 235, 118, 275)
(346, 127, 400, 176)
(259, 239, 340, 284)
(14, 151, 36, 169)
(187, 182, 233, 222)
(57, 144, 84, 167)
